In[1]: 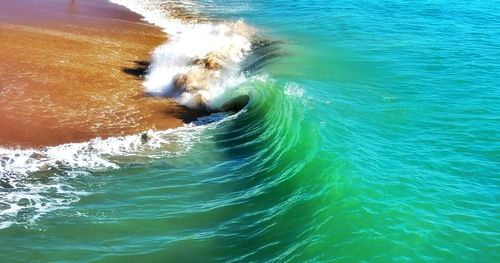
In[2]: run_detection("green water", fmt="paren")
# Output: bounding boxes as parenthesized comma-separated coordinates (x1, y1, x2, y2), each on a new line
(1, 0, 499, 261)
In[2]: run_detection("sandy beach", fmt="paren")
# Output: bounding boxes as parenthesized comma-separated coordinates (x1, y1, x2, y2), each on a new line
(0, 0, 205, 148)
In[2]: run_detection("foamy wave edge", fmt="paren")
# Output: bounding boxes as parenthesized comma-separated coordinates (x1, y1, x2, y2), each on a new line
(0, 113, 231, 176)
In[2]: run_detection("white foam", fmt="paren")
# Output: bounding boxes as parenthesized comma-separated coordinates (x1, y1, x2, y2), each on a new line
(284, 82, 305, 98)
(110, 0, 254, 110)
(0, 115, 229, 176)
(0, 174, 86, 230)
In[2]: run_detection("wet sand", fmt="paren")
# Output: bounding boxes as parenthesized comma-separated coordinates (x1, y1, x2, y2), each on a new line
(0, 0, 206, 149)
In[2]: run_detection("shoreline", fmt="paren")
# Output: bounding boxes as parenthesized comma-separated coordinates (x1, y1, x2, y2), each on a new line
(0, 0, 206, 149)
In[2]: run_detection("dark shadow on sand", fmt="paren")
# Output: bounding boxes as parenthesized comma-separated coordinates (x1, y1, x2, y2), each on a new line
(166, 105, 209, 124)
(122, 61, 150, 79)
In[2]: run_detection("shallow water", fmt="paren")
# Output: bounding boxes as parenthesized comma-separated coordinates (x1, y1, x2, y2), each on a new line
(1, 0, 499, 261)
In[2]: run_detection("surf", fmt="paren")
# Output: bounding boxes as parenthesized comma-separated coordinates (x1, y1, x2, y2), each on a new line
(0, 0, 276, 228)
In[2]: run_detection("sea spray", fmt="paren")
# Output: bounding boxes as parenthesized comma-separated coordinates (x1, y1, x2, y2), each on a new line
(111, 0, 255, 110)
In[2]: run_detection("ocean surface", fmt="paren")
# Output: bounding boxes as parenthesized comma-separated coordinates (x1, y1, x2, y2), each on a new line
(1, 0, 499, 261)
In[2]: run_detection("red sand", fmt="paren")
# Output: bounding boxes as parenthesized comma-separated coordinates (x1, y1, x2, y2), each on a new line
(0, 0, 205, 149)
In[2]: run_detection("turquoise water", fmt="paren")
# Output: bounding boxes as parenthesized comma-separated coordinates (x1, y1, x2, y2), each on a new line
(1, 0, 499, 261)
